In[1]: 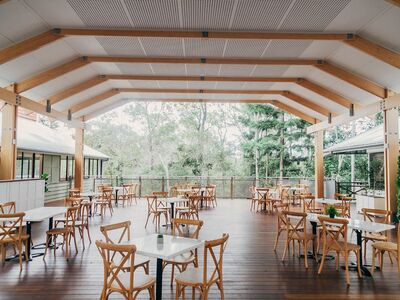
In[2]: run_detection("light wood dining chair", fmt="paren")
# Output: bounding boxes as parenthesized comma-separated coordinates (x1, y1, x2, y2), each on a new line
(163, 218, 203, 286)
(203, 185, 217, 208)
(44, 206, 79, 260)
(301, 194, 322, 214)
(96, 240, 155, 300)
(281, 211, 313, 269)
(117, 184, 130, 207)
(128, 183, 138, 204)
(274, 210, 289, 251)
(317, 216, 362, 285)
(0, 212, 29, 271)
(94, 188, 113, 217)
(175, 233, 229, 300)
(144, 195, 169, 232)
(75, 201, 92, 249)
(371, 223, 399, 274)
(68, 188, 81, 197)
(177, 196, 201, 220)
(100, 221, 150, 274)
(361, 208, 391, 262)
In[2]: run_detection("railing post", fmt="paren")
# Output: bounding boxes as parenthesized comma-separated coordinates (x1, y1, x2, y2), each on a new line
(139, 176, 142, 198)
(207, 176, 210, 186)
(230, 177, 234, 199)
(162, 176, 165, 192)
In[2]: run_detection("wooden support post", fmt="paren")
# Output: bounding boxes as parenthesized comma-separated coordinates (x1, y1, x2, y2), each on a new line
(314, 130, 324, 198)
(383, 108, 398, 219)
(0, 103, 17, 179)
(74, 127, 84, 191)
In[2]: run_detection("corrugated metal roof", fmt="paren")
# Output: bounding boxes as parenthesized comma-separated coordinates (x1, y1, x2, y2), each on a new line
(324, 122, 400, 155)
(0, 115, 109, 159)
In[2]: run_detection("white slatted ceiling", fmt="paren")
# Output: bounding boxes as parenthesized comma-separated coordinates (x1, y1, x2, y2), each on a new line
(74, 93, 122, 117)
(96, 37, 145, 56)
(224, 40, 270, 58)
(151, 63, 186, 76)
(242, 82, 275, 90)
(262, 40, 312, 58)
(128, 80, 160, 88)
(186, 64, 220, 76)
(219, 65, 255, 77)
(140, 37, 184, 57)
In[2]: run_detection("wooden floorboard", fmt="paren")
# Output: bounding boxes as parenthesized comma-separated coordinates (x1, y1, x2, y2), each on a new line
(1, 199, 399, 299)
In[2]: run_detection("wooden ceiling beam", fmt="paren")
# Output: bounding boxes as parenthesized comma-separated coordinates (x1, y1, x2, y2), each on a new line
(118, 88, 281, 95)
(59, 28, 348, 40)
(271, 101, 318, 124)
(385, 0, 400, 8)
(343, 35, 400, 68)
(0, 30, 63, 65)
(281, 91, 331, 117)
(15, 57, 89, 93)
(70, 89, 119, 114)
(47, 75, 108, 105)
(295, 78, 353, 108)
(0, 87, 83, 127)
(314, 61, 388, 98)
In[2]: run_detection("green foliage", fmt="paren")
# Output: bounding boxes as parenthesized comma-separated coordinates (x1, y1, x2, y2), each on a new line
(325, 205, 338, 217)
(41, 172, 49, 192)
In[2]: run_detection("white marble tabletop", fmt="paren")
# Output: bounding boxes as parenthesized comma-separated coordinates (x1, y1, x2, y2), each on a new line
(176, 188, 192, 193)
(306, 213, 395, 233)
(120, 234, 204, 260)
(0, 206, 66, 222)
(80, 192, 102, 197)
(157, 197, 188, 204)
(316, 198, 342, 205)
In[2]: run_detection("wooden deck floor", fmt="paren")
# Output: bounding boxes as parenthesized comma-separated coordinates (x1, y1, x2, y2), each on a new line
(1, 199, 399, 299)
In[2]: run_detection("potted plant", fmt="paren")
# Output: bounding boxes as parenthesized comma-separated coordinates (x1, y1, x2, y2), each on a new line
(326, 205, 338, 218)
(41, 172, 49, 192)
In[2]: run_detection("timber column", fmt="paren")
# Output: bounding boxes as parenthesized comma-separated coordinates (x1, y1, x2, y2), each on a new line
(0, 103, 17, 179)
(74, 126, 84, 191)
(314, 130, 324, 198)
(383, 107, 398, 219)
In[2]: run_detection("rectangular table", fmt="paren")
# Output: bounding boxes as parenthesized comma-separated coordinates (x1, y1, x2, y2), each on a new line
(306, 213, 394, 276)
(157, 197, 188, 226)
(2, 206, 66, 260)
(316, 198, 342, 205)
(121, 234, 204, 300)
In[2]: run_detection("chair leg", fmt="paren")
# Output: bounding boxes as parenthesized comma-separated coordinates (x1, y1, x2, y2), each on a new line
(336, 251, 340, 271)
(318, 246, 326, 275)
(344, 252, 350, 286)
(363, 240, 367, 263)
(217, 280, 224, 300)
(371, 247, 376, 275)
(303, 240, 308, 269)
(18, 241, 23, 271)
(43, 234, 49, 260)
(380, 251, 384, 271)
(282, 236, 290, 261)
(356, 250, 362, 278)
(273, 229, 281, 251)
(170, 264, 175, 286)
(145, 213, 151, 228)
(86, 225, 92, 244)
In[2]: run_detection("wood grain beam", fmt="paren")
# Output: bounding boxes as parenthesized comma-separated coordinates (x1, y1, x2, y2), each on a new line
(295, 78, 353, 108)
(47, 75, 107, 105)
(118, 88, 282, 95)
(344, 35, 400, 68)
(271, 100, 318, 124)
(0, 30, 63, 65)
(59, 28, 347, 40)
(0, 87, 83, 127)
(281, 91, 331, 117)
(129, 98, 275, 104)
(314, 61, 388, 98)
(15, 57, 89, 93)
(385, 0, 400, 8)
(87, 56, 318, 65)
(70, 89, 119, 114)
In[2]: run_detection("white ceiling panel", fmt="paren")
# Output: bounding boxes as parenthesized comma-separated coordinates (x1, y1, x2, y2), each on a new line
(279, 0, 351, 32)
(281, 65, 312, 77)
(0, 55, 43, 83)
(300, 41, 341, 58)
(187, 81, 217, 89)
(67, 0, 131, 28)
(328, 43, 373, 71)
(0, 1, 47, 42)
(151, 63, 186, 76)
(275, 95, 326, 121)
(181, 0, 235, 30)
(356, 59, 400, 92)
(84, 99, 129, 120)
(31, 40, 78, 67)
(140, 37, 184, 56)
(184, 39, 226, 57)
(90, 62, 122, 75)
(215, 82, 245, 90)
(96, 37, 145, 56)
(128, 80, 160, 88)
(157, 81, 188, 89)
(231, 0, 292, 31)
(224, 40, 270, 58)
(185, 64, 220, 76)
(23, 0, 86, 28)
(115, 63, 153, 75)
(74, 94, 122, 117)
(219, 65, 255, 77)
(0, 34, 12, 49)
(242, 82, 275, 90)
(252, 66, 289, 77)
(110, 80, 134, 89)
(64, 36, 109, 56)
(263, 40, 312, 58)
(124, 0, 180, 29)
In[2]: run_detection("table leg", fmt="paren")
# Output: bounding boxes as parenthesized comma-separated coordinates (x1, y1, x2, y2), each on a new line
(26, 221, 32, 260)
(156, 258, 163, 300)
(342, 230, 371, 276)
(88, 196, 93, 217)
(171, 203, 175, 229)
(200, 191, 204, 208)
(115, 190, 119, 206)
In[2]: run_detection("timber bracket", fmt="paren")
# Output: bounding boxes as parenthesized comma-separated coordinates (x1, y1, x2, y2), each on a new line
(15, 95, 21, 106)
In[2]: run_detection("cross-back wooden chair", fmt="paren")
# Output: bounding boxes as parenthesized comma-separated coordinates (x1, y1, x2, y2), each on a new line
(191, 186, 201, 196)
(64, 196, 82, 208)
(44, 206, 79, 260)
(175, 233, 229, 300)
(75, 201, 92, 249)
(371, 223, 400, 275)
(280, 187, 292, 206)
(281, 211, 313, 269)
(317, 216, 362, 285)
(301, 194, 322, 214)
(144, 195, 168, 232)
(253, 187, 269, 212)
(334, 193, 348, 200)
(0, 212, 29, 270)
(94, 187, 113, 217)
(163, 218, 204, 286)
(68, 188, 81, 198)
(96, 240, 155, 300)
(117, 184, 130, 207)
(128, 183, 138, 204)
(265, 188, 280, 213)
(361, 208, 391, 262)
(0, 201, 16, 214)
(177, 196, 201, 220)
(100, 221, 150, 274)
(274, 210, 289, 251)
(204, 185, 217, 208)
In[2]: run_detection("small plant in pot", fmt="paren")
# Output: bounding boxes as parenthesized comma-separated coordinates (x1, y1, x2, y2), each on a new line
(326, 205, 338, 218)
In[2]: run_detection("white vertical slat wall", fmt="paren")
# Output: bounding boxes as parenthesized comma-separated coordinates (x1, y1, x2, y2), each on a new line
(0, 179, 44, 211)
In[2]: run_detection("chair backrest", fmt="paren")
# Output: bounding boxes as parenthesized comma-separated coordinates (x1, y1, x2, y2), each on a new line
(79, 201, 91, 224)
(96, 240, 136, 296)
(65, 206, 79, 229)
(153, 191, 168, 198)
(65, 197, 82, 207)
(276, 211, 288, 229)
(102, 188, 113, 201)
(362, 208, 391, 236)
(122, 184, 131, 195)
(282, 211, 308, 240)
(100, 220, 131, 244)
(69, 188, 81, 197)
(301, 194, 316, 212)
(187, 195, 202, 211)
(202, 233, 229, 285)
(171, 218, 203, 239)
(128, 184, 137, 195)
(145, 195, 159, 213)
(191, 186, 201, 196)
(255, 187, 268, 200)
(318, 216, 349, 251)
(0, 201, 16, 214)
(0, 212, 25, 242)
(334, 193, 348, 200)
(205, 185, 216, 198)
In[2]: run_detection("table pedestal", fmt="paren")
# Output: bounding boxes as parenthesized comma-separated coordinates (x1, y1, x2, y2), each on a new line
(156, 258, 163, 300)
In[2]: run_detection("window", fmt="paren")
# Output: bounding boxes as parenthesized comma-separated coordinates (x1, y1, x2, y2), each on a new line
(42, 154, 60, 183)
(33, 153, 42, 178)
(84, 158, 89, 177)
(15, 152, 40, 179)
(16, 152, 23, 179)
(68, 157, 74, 179)
(60, 155, 67, 180)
